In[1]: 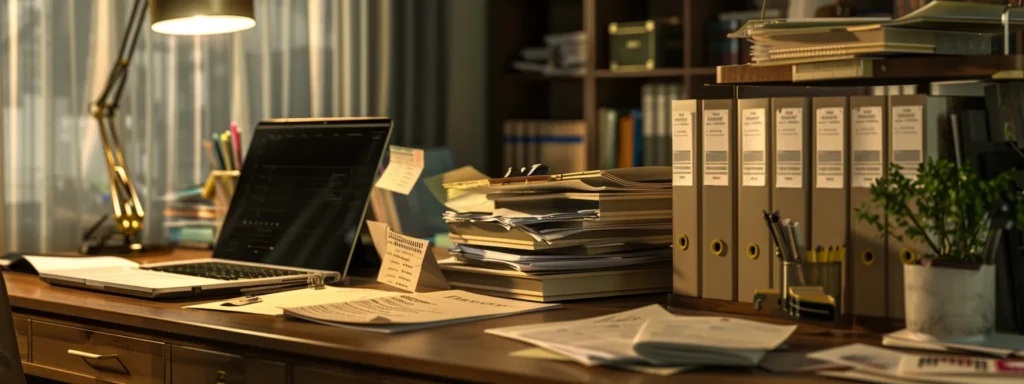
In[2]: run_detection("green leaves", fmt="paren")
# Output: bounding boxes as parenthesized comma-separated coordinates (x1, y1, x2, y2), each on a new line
(856, 158, 1022, 263)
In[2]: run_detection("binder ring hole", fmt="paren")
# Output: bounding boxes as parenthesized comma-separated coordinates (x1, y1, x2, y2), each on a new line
(711, 239, 726, 256)
(746, 243, 759, 260)
(678, 235, 689, 251)
(899, 248, 918, 265)
(861, 250, 876, 265)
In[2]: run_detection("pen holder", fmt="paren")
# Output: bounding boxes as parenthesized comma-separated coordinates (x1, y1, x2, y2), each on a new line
(201, 170, 240, 241)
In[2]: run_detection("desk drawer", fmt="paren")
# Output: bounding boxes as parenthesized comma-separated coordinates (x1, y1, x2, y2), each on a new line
(31, 321, 164, 384)
(170, 345, 285, 384)
(13, 317, 29, 361)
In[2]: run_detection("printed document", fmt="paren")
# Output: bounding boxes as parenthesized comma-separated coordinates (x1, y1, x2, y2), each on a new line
(631, 316, 797, 366)
(185, 286, 402, 316)
(282, 290, 559, 333)
(809, 343, 1022, 384)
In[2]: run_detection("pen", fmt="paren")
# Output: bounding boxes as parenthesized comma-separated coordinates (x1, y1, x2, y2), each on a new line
(785, 223, 802, 264)
(791, 222, 805, 261)
(764, 211, 785, 259)
(771, 212, 789, 260)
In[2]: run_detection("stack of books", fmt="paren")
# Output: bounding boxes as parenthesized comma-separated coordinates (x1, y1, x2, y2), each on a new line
(162, 184, 219, 249)
(439, 167, 673, 302)
(512, 31, 587, 76)
(728, 1, 1012, 66)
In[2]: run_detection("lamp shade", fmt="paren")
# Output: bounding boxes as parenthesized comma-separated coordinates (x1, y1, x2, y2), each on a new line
(150, 0, 255, 35)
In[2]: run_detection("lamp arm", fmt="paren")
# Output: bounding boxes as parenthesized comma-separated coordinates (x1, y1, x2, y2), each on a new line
(90, 0, 148, 244)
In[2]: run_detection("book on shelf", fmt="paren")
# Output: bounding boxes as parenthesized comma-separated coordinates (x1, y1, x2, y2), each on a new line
(599, 82, 684, 169)
(501, 119, 586, 174)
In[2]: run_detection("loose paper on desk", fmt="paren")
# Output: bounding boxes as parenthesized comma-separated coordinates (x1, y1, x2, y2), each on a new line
(809, 343, 1022, 384)
(631, 316, 797, 366)
(374, 224, 450, 292)
(374, 145, 424, 195)
(281, 290, 560, 333)
(486, 304, 677, 367)
(185, 286, 401, 316)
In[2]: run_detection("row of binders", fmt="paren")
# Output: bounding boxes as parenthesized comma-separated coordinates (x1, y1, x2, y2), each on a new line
(671, 94, 975, 318)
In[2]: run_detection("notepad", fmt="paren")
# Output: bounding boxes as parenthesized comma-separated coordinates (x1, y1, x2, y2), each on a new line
(21, 255, 139, 274)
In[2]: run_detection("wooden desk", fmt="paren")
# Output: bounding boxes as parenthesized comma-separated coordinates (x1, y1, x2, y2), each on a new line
(3, 250, 877, 383)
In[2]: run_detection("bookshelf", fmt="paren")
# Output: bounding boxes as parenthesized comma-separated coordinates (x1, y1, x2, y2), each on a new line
(485, 0, 745, 176)
(717, 55, 1024, 86)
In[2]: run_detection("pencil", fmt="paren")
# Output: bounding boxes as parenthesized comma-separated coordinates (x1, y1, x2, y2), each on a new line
(202, 140, 221, 171)
(218, 132, 234, 171)
(230, 122, 242, 167)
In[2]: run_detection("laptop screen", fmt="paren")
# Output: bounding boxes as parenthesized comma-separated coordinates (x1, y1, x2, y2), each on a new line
(212, 118, 391, 277)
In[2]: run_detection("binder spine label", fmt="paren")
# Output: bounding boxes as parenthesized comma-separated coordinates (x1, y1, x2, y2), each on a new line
(741, 108, 767, 187)
(672, 110, 694, 186)
(703, 109, 730, 186)
(815, 107, 845, 189)
(775, 108, 804, 189)
(891, 105, 924, 180)
(851, 106, 883, 188)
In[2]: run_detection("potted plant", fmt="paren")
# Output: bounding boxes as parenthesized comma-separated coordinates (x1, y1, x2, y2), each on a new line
(857, 158, 1024, 338)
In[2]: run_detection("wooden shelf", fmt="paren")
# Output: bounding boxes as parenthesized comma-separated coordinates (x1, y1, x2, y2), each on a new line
(592, 67, 716, 78)
(716, 55, 1024, 86)
(500, 72, 584, 82)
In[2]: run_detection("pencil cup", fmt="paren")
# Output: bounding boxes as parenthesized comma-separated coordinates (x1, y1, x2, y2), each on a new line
(201, 170, 240, 242)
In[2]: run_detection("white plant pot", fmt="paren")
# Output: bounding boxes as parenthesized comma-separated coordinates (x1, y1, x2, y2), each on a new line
(904, 263, 995, 338)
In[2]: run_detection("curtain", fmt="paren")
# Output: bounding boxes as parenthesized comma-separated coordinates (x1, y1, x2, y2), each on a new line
(0, 0, 448, 252)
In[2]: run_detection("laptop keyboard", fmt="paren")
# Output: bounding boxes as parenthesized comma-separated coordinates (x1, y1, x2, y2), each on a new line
(146, 262, 308, 281)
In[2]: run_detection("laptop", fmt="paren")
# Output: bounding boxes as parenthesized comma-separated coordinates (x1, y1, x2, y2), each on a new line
(40, 118, 392, 298)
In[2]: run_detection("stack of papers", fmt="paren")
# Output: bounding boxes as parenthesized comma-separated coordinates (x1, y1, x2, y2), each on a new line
(451, 244, 670, 272)
(487, 304, 797, 368)
(883, 329, 1024, 358)
(728, 1, 1018, 66)
(280, 290, 559, 333)
(440, 167, 674, 300)
(811, 343, 1024, 383)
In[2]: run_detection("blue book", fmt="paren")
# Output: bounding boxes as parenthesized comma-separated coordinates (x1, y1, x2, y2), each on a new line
(632, 108, 644, 166)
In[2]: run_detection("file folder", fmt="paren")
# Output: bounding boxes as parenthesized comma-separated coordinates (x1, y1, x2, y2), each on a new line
(672, 100, 701, 297)
(848, 95, 888, 318)
(771, 97, 812, 291)
(737, 98, 772, 302)
(701, 99, 737, 301)
(812, 96, 850, 313)
(886, 95, 961, 318)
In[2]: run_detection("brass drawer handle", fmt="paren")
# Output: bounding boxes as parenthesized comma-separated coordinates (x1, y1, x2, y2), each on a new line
(67, 349, 130, 374)
(67, 349, 118, 360)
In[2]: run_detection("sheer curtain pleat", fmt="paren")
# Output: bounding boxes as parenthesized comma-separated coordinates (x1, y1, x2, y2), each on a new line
(0, 0, 447, 252)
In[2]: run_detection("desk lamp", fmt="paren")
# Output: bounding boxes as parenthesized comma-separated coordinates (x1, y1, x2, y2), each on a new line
(84, 0, 254, 254)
